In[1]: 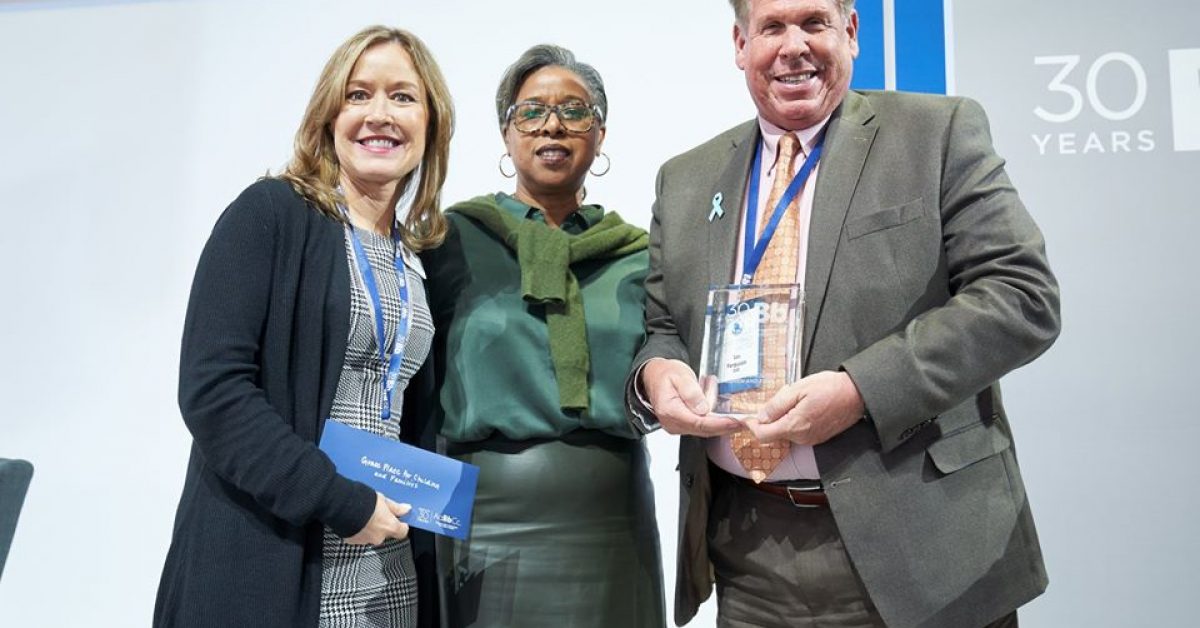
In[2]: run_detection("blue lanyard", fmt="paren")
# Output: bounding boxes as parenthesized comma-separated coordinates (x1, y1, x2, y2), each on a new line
(741, 133, 825, 284)
(341, 209, 412, 422)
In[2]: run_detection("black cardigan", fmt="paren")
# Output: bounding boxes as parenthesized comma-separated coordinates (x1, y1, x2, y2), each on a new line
(154, 179, 439, 628)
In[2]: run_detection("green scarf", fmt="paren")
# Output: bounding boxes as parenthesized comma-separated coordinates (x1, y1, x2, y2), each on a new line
(448, 195, 648, 413)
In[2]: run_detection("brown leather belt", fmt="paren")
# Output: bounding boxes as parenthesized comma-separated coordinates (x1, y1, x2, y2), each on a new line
(729, 473, 828, 508)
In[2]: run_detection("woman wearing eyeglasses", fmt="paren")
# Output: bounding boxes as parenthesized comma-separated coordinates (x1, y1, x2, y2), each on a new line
(422, 45, 666, 627)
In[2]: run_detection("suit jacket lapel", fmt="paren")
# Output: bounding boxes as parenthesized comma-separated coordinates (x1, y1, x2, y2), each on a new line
(803, 92, 877, 370)
(707, 121, 758, 288)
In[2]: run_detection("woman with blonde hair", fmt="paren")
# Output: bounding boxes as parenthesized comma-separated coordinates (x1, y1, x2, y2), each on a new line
(155, 25, 452, 628)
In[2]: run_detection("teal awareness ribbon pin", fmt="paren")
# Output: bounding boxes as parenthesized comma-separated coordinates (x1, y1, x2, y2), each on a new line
(709, 192, 724, 222)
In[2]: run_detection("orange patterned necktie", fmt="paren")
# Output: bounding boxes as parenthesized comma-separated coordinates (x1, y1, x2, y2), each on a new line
(731, 132, 802, 483)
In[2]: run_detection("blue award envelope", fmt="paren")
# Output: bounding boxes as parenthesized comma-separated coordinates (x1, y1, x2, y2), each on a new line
(320, 420, 479, 540)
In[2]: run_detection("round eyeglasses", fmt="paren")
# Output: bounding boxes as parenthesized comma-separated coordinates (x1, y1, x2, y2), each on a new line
(505, 101, 602, 134)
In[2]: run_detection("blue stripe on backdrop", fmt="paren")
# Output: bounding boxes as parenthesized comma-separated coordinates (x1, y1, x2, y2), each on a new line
(893, 0, 946, 94)
(4, 0, 948, 94)
(851, 0, 886, 90)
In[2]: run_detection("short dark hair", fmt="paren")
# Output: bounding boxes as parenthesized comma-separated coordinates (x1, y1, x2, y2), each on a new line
(494, 44, 608, 131)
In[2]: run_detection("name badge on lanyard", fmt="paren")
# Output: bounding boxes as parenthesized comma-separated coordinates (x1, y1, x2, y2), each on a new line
(318, 209, 413, 455)
(342, 210, 413, 423)
(716, 296, 767, 394)
(316, 211, 481, 539)
(702, 134, 822, 404)
(739, 133, 824, 284)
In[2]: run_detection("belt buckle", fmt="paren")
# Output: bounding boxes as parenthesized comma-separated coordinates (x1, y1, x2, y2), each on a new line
(785, 484, 823, 509)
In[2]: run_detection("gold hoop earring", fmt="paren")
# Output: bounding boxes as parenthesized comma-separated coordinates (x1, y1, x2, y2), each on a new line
(589, 152, 611, 177)
(498, 153, 516, 178)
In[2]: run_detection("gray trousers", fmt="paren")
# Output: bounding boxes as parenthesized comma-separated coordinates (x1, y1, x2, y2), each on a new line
(707, 466, 1018, 628)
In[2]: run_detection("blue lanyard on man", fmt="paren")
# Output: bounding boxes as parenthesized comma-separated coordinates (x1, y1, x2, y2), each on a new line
(740, 133, 825, 284)
(340, 207, 412, 422)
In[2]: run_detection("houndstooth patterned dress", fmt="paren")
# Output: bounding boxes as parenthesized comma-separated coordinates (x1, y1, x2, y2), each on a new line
(319, 227, 433, 628)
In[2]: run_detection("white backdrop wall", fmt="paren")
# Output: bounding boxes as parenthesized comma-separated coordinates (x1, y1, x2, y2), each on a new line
(0, 1, 1195, 626)
(951, 2, 1200, 626)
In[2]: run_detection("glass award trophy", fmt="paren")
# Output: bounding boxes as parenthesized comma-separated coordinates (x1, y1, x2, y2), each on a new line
(697, 284, 803, 419)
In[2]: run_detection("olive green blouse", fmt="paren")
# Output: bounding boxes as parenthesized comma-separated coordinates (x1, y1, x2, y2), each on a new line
(425, 193, 649, 443)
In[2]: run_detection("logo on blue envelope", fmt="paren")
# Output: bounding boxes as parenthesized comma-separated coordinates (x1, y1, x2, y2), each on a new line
(416, 507, 463, 533)
(319, 419, 479, 540)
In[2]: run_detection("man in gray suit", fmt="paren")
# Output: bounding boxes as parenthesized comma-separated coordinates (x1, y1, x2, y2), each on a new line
(627, 1, 1061, 627)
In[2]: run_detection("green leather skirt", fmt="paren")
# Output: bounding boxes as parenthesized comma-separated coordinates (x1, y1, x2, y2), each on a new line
(438, 430, 666, 628)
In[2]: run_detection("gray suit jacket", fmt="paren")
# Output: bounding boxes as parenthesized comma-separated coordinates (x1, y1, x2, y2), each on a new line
(632, 90, 1060, 628)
